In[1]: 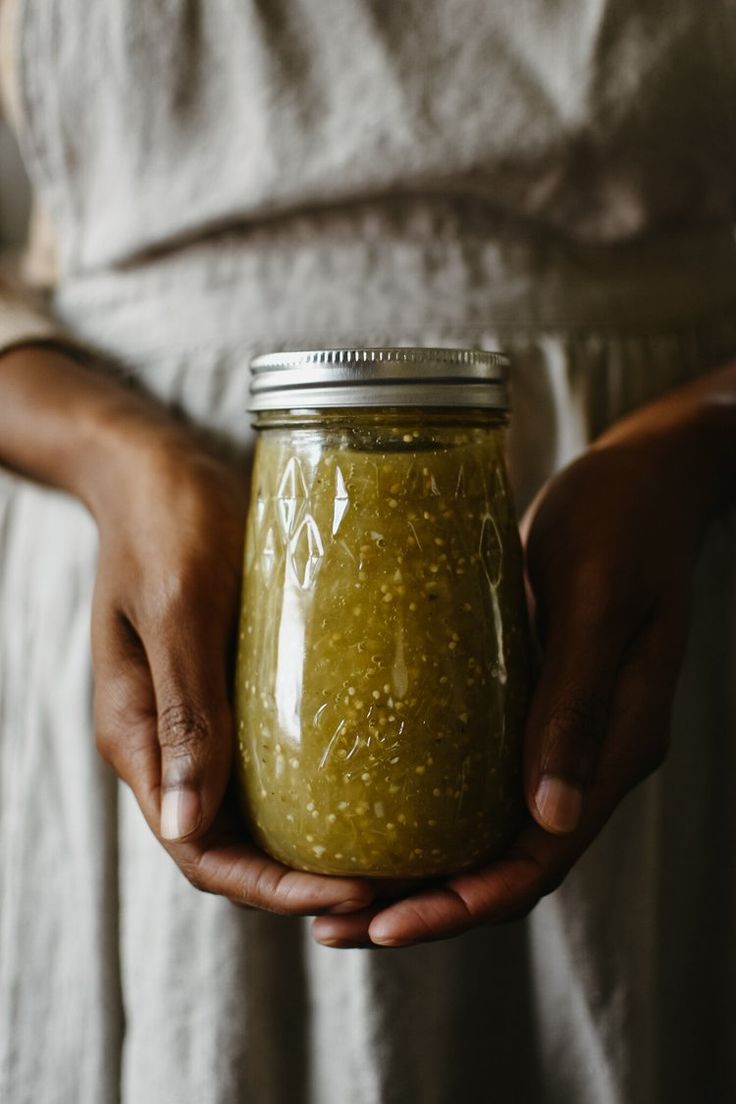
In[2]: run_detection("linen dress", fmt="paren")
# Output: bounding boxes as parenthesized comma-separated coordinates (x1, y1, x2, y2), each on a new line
(1, 3, 736, 1102)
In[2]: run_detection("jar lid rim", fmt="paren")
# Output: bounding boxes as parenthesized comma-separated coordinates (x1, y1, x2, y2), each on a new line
(249, 347, 510, 411)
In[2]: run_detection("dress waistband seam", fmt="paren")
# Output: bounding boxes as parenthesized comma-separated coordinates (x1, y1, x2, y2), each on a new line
(54, 304, 736, 370)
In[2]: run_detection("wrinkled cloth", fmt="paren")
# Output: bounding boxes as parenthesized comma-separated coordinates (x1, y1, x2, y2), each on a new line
(2, 4, 736, 1104)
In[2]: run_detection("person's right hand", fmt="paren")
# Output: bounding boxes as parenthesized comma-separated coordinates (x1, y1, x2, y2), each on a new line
(88, 413, 374, 917)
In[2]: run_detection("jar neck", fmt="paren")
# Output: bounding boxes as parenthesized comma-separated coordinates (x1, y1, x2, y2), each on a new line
(254, 408, 508, 430)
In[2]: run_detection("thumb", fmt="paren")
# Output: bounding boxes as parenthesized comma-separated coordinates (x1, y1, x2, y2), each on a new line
(524, 610, 623, 836)
(148, 619, 234, 844)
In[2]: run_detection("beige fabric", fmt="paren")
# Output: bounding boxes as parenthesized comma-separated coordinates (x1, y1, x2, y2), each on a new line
(2, 4, 736, 1103)
(0, 0, 65, 346)
(0, 0, 19, 127)
(6, 232, 736, 1104)
(0, 263, 61, 350)
(17, 0, 736, 275)
(0, 231, 71, 351)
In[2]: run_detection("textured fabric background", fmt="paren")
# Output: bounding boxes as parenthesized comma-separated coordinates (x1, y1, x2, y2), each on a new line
(16, 0, 736, 273)
(1, 3, 736, 1102)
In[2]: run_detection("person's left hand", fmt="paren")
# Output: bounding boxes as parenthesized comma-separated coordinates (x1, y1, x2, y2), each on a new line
(312, 379, 728, 948)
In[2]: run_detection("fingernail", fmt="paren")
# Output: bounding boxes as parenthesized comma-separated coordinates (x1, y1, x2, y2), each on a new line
(371, 934, 408, 947)
(369, 922, 407, 947)
(160, 787, 200, 841)
(534, 775, 583, 835)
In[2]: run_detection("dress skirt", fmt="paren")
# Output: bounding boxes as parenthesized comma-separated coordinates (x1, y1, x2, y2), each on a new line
(2, 199, 736, 1103)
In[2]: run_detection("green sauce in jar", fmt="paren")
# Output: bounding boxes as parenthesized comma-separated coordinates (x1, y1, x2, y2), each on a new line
(236, 352, 530, 879)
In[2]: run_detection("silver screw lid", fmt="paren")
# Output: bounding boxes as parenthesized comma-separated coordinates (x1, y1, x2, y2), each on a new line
(249, 347, 510, 412)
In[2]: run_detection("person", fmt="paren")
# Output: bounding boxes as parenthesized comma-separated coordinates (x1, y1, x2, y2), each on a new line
(1, 2, 735, 1101)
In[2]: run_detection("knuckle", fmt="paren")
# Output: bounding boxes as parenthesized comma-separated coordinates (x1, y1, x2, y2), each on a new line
(541, 694, 601, 777)
(158, 702, 210, 759)
(570, 560, 618, 613)
(178, 858, 211, 895)
(163, 565, 201, 609)
(142, 563, 206, 627)
(546, 697, 596, 739)
(238, 863, 301, 915)
(248, 863, 284, 911)
(547, 559, 635, 639)
(184, 870, 208, 894)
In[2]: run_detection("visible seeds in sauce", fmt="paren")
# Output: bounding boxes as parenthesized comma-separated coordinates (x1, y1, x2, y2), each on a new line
(235, 416, 530, 877)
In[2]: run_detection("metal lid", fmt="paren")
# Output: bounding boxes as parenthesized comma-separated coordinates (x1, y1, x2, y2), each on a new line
(249, 347, 510, 411)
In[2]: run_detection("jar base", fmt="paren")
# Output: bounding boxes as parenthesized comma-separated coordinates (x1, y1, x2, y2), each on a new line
(254, 817, 526, 881)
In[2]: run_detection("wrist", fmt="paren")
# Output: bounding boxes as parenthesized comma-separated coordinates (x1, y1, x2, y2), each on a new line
(70, 389, 185, 520)
(596, 363, 736, 528)
(0, 344, 179, 515)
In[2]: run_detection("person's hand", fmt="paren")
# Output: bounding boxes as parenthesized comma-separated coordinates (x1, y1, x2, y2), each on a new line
(312, 373, 736, 947)
(89, 416, 374, 917)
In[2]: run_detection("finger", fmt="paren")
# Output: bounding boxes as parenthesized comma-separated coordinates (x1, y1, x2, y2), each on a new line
(311, 878, 427, 948)
(92, 634, 375, 914)
(335, 610, 684, 948)
(169, 829, 375, 916)
(142, 575, 236, 843)
(310, 825, 562, 948)
(524, 577, 634, 835)
(312, 904, 387, 948)
(93, 599, 377, 917)
(593, 601, 686, 790)
(357, 824, 573, 947)
(348, 800, 600, 947)
(92, 604, 161, 822)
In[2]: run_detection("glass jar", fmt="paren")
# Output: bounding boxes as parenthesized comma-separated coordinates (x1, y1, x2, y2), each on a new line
(235, 348, 530, 879)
